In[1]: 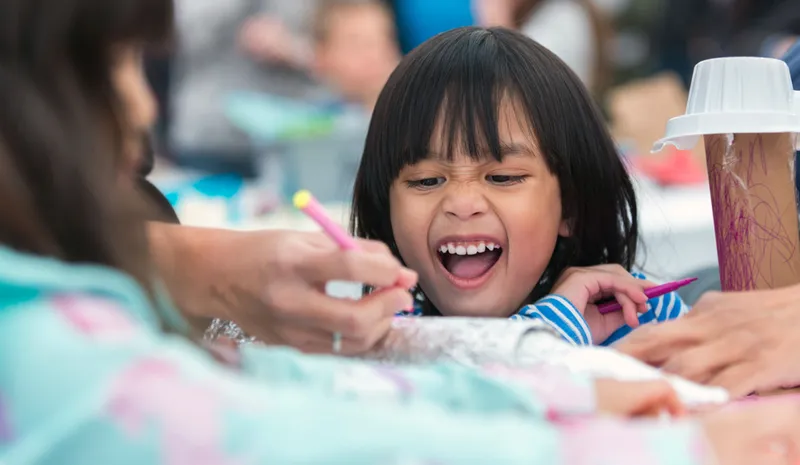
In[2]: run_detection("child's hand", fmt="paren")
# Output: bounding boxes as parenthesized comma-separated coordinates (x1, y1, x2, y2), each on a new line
(551, 265, 654, 342)
(595, 379, 685, 418)
(700, 398, 800, 465)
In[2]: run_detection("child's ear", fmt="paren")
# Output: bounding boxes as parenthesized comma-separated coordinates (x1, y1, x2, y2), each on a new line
(558, 218, 572, 237)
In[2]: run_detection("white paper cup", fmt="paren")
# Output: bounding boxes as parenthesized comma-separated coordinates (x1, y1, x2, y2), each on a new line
(653, 57, 800, 152)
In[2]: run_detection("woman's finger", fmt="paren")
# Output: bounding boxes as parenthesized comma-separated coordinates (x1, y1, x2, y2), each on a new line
(266, 325, 381, 356)
(615, 321, 708, 365)
(298, 246, 416, 290)
(356, 239, 418, 288)
(707, 362, 762, 398)
(299, 287, 411, 339)
(660, 330, 759, 385)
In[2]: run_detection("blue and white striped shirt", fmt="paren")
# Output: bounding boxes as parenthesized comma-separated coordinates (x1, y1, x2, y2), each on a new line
(399, 273, 690, 347)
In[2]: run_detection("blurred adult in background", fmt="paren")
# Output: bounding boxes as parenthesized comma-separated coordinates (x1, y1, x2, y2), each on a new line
(652, 0, 800, 87)
(475, 0, 612, 95)
(386, 0, 611, 96)
(312, 0, 401, 112)
(169, 0, 321, 176)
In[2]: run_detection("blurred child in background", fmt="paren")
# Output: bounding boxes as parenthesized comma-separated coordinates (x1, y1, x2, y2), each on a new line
(169, 0, 321, 176)
(312, 0, 401, 112)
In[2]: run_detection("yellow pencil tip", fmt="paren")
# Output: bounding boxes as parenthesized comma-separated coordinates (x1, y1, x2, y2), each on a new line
(293, 190, 312, 209)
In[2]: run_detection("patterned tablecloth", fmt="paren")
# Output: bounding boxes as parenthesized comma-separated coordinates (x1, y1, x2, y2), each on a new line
(206, 316, 730, 408)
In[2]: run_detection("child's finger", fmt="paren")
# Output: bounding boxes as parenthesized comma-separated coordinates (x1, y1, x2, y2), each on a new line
(613, 291, 641, 328)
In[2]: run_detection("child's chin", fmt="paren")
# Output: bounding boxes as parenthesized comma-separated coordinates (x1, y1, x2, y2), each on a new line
(437, 299, 514, 319)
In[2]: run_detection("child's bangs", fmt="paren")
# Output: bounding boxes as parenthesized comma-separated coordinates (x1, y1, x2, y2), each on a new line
(429, 85, 539, 164)
(382, 28, 540, 181)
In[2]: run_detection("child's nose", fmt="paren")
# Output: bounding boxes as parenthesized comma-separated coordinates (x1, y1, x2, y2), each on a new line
(441, 187, 489, 221)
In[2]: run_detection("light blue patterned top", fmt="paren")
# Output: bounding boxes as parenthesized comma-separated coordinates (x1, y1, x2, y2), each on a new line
(0, 246, 707, 465)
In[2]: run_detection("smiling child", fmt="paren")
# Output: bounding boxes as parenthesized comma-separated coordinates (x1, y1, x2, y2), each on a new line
(351, 26, 688, 346)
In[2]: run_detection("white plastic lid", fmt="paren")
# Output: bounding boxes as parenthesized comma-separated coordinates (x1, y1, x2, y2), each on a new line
(652, 57, 800, 152)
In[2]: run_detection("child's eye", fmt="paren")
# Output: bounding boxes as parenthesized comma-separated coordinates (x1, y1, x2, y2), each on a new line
(487, 175, 527, 185)
(407, 177, 445, 189)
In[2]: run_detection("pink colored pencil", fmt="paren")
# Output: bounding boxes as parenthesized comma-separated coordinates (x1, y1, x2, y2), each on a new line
(597, 277, 698, 314)
(293, 190, 359, 250)
(293, 190, 414, 312)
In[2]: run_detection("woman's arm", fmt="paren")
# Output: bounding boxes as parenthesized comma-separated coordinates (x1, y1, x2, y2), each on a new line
(239, 344, 597, 417)
(0, 295, 711, 465)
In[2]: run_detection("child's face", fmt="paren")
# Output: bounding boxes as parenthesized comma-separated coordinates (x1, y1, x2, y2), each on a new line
(111, 45, 157, 175)
(389, 101, 569, 317)
(314, 5, 399, 107)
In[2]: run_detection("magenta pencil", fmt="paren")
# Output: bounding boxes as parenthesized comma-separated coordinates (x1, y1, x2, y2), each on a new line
(596, 277, 698, 314)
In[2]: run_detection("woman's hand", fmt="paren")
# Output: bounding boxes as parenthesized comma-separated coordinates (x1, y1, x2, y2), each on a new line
(594, 379, 685, 417)
(150, 224, 417, 355)
(616, 285, 800, 397)
(700, 398, 800, 465)
(550, 264, 652, 343)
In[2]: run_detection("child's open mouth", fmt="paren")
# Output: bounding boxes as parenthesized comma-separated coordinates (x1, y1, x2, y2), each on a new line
(436, 240, 503, 288)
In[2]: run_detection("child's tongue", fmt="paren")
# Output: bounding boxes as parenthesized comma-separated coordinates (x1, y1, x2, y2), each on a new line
(446, 253, 496, 280)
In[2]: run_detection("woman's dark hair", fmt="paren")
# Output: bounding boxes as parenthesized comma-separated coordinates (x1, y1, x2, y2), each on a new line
(0, 0, 173, 290)
(350, 27, 637, 314)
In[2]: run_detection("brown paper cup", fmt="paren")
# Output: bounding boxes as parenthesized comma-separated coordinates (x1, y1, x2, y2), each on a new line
(704, 133, 800, 291)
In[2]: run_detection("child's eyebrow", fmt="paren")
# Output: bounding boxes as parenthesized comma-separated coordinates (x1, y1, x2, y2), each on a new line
(498, 142, 536, 157)
(426, 142, 536, 160)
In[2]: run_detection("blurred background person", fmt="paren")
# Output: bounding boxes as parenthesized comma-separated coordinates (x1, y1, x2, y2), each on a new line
(312, 0, 401, 112)
(168, 0, 321, 177)
(651, 0, 800, 87)
(475, 0, 613, 96)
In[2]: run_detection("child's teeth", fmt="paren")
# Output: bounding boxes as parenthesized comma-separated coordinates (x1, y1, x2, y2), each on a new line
(438, 241, 501, 254)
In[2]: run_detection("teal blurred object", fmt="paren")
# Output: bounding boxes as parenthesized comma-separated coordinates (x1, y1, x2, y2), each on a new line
(157, 173, 246, 224)
(225, 91, 337, 144)
(226, 90, 369, 205)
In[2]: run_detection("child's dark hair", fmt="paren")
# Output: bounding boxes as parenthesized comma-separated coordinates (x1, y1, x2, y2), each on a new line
(350, 27, 638, 313)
